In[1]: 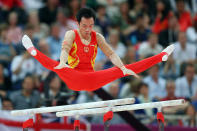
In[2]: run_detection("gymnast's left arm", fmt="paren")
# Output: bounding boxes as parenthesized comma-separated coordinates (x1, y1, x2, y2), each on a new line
(96, 33, 139, 78)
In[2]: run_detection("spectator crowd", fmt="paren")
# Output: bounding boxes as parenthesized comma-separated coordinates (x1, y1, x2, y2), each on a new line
(0, 0, 197, 127)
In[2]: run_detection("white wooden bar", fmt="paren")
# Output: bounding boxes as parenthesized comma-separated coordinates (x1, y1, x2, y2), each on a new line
(56, 99, 185, 117)
(11, 98, 135, 116)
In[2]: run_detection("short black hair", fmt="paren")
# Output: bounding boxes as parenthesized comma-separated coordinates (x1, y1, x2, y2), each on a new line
(0, 23, 8, 34)
(96, 4, 106, 11)
(176, 0, 185, 3)
(76, 8, 96, 23)
(2, 97, 12, 103)
(24, 24, 34, 30)
(185, 63, 195, 70)
(139, 82, 148, 89)
(22, 75, 34, 84)
(148, 33, 158, 39)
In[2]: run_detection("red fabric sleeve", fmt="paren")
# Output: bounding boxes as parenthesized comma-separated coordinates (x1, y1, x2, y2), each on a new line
(15, 0, 23, 7)
(179, 12, 192, 32)
(152, 17, 162, 34)
(152, 17, 169, 34)
(1, 0, 23, 9)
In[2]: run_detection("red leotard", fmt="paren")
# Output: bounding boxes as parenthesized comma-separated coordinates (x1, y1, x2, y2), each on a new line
(68, 30, 97, 72)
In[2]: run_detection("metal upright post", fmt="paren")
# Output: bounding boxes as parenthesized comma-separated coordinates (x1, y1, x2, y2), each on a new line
(23, 128, 28, 131)
(157, 107, 164, 131)
(104, 120, 110, 131)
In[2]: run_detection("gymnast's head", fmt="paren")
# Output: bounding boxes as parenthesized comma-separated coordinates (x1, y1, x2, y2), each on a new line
(76, 8, 96, 36)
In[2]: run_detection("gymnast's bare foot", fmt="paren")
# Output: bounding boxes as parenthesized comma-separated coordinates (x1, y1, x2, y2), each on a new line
(161, 44, 175, 61)
(22, 35, 37, 56)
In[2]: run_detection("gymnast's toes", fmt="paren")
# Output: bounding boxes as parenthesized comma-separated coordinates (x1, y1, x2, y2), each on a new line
(161, 44, 175, 61)
(22, 35, 34, 49)
(162, 44, 175, 56)
(22, 35, 37, 56)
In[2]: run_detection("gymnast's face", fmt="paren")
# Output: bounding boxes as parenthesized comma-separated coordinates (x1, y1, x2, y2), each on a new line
(78, 17, 94, 38)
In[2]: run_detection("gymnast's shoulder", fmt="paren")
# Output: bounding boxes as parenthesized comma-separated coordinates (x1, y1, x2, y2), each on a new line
(64, 30, 76, 40)
(96, 32, 105, 42)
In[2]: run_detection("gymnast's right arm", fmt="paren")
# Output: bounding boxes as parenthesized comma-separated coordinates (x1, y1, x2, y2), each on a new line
(54, 30, 75, 69)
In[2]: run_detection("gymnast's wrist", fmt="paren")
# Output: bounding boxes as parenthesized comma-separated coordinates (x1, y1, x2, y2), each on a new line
(59, 61, 66, 65)
(120, 66, 126, 71)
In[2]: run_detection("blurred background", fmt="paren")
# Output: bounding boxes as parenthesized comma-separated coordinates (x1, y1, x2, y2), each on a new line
(0, 0, 197, 130)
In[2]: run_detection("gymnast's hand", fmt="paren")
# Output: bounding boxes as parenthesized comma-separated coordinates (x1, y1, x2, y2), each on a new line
(54, 63, 70, 69)
(120, 66, 139, 78)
